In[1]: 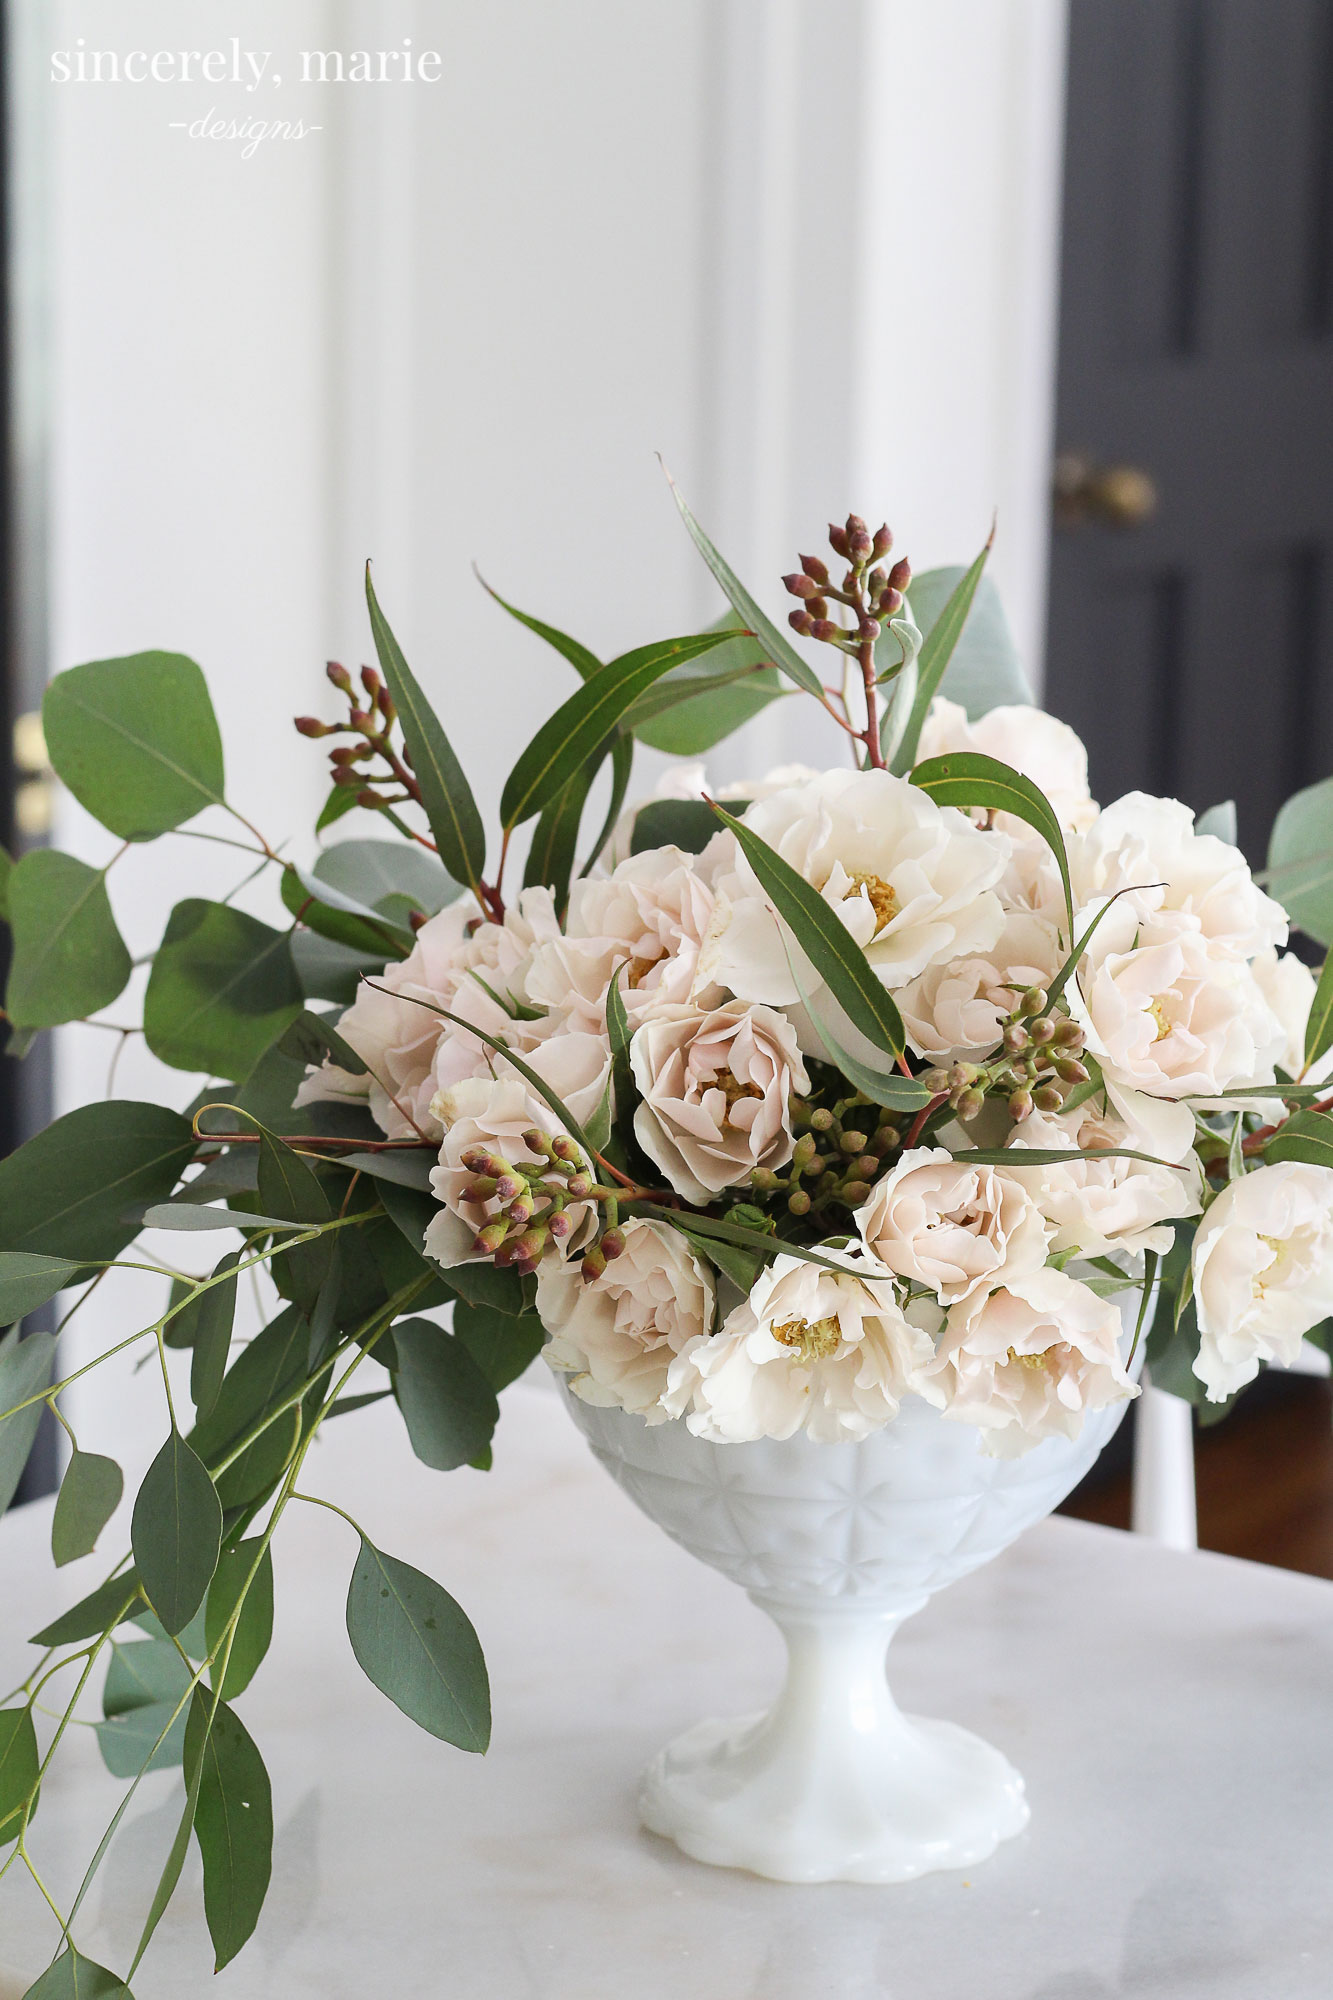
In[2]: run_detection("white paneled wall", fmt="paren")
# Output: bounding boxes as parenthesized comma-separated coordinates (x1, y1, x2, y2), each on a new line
(35, 0, 1068, 1456)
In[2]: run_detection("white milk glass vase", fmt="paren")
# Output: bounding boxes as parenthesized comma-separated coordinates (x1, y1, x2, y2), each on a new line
(557, 1289, 1144, 1885)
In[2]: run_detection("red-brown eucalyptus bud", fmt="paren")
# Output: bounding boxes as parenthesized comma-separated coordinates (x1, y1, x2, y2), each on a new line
(294, 715, 330, 738)
(872, 523, 894, 559)
(326, 660, 353, 692)
(788, 608, 815, 637)
(799, 553, 830, 585)
(828, 522, 851, 558)
(783, 572, 821, 600)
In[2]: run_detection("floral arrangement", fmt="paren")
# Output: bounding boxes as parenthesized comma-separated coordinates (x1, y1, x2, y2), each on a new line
(3, 487, 1333, 1992)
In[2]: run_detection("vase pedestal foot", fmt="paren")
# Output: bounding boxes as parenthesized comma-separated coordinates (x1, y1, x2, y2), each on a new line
(638, 1603, 1029, 1884)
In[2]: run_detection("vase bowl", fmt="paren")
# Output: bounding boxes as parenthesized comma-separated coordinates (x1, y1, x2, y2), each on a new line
(557, 1291, 1142, 1884)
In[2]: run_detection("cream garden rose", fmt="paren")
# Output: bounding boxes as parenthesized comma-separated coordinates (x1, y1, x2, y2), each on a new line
(1003, 1104, 1201, 1258)
(917, 695, 1099, 834)
(896, 910, 1063, 1060)
(663, 1250, 935, 1444)
(538, 1220, 714, 1420)
(699, 767, 1009, 1021)
(1071, 792, 1287, 961)
(1071, 902, 1282, 1162)
(1190, 1162, 1333, 1400)
(854, 1147, 1049, 1304)
(629, 1000, 809, 1204)
(525, 846, 718, 1031)
(296, 887, 560, 1139)
(925, 1268, 1137, 1456)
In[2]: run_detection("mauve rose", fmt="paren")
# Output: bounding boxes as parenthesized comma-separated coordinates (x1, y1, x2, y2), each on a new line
(629, 1001, 809, 1205)
(853, 1147, 1049, 1305)
(538, 1219, 714, 1421)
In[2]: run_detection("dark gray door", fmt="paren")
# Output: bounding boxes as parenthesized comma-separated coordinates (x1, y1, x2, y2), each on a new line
(1044, 0, 1333, 858)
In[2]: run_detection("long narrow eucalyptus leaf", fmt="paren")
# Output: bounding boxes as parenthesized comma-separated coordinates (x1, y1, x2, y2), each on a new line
(910, 750, 1072, 920)
(708, 801, 905, 1057)
(365, 566, 486, 895)
(579, 731, 634, 877)
(474, 571, 603, 681)
(636, 1205, 855, 1276)
(889, 532, 993, 774)
(1305, 953, 1333, 1070)
(500, 632, 733, 831)
(664, 469, 826, 699)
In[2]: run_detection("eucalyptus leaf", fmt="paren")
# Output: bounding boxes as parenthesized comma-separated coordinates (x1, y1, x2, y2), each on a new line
(1194, 800, 1238, 844)
(0, 1706, 38, 1846)
(910, 750, 1072, 920)
(338, 1147, 436, 1191)
(630, 797, 734, 857)
(5, 850, 132, 1029)
(475, 573, 602, 681)
(1264, 1107, 1333, 1170)
(143, 1204, 313, 1233)
(96, 1696, 188, 1778)
(290, 929, 382, 1006)
(188, 1304, 309, 1510)
(0, 1251, 82, 1325)
(501, 632, 734, 831)
(345, 1536, 491, 1751)
(30, 1571, 144, 1648)
(52, 1450, 124, 1566)
(451, 1300, 544, 1391)
(21, 1948, 134, 1999)
(258, 1130, 333, 1310)
(281, 863, 409, 957)
(366, 566, 486, 896)
(665, 474, 824, 698)
(0, 1326, 56, 1517)
(1267, 775, 1333, 944)
(523, 733, 609, 911)
(131, 1431, 222, 1636)
(638, 1205, 852, 1276)
(205, 1539, 275, 1700)
(627, 625, 782, 755)
(1305, 953, 1333, 1070)
(313, 838, 458, 918)
(579, 730, 635, 877)
(43, 650, 224, 840)
(145, 900, 303, 1080)
(896, 558, 1029, 731)
(103, 1636, 191, 1719)
(275, 1009, 368, 1078)
(188, 1254, 239, 1418)
(393, 1319, 499, 1471)
(707, 802, 905, 1057)
(0, 1101, 195, 1266)
(186, 1692, 273, 1970)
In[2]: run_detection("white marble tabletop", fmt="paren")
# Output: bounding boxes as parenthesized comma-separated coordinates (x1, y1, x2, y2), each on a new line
(3, 1376, 1333, 2000)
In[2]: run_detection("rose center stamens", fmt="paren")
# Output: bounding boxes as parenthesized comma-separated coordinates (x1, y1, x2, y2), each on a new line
(712, 1068, 763, 1127)
(1148, 996, 1173, 1042)
(846, 871, 900, 934)
(1007, 1345, 1053, 1373)
(772, 1314, 843, 1361)
(626, 952, 661, 989)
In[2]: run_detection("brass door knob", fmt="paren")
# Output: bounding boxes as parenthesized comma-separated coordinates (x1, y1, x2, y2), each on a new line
(1053, 452, 1159, 528)
(12, 709, 54, 838)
